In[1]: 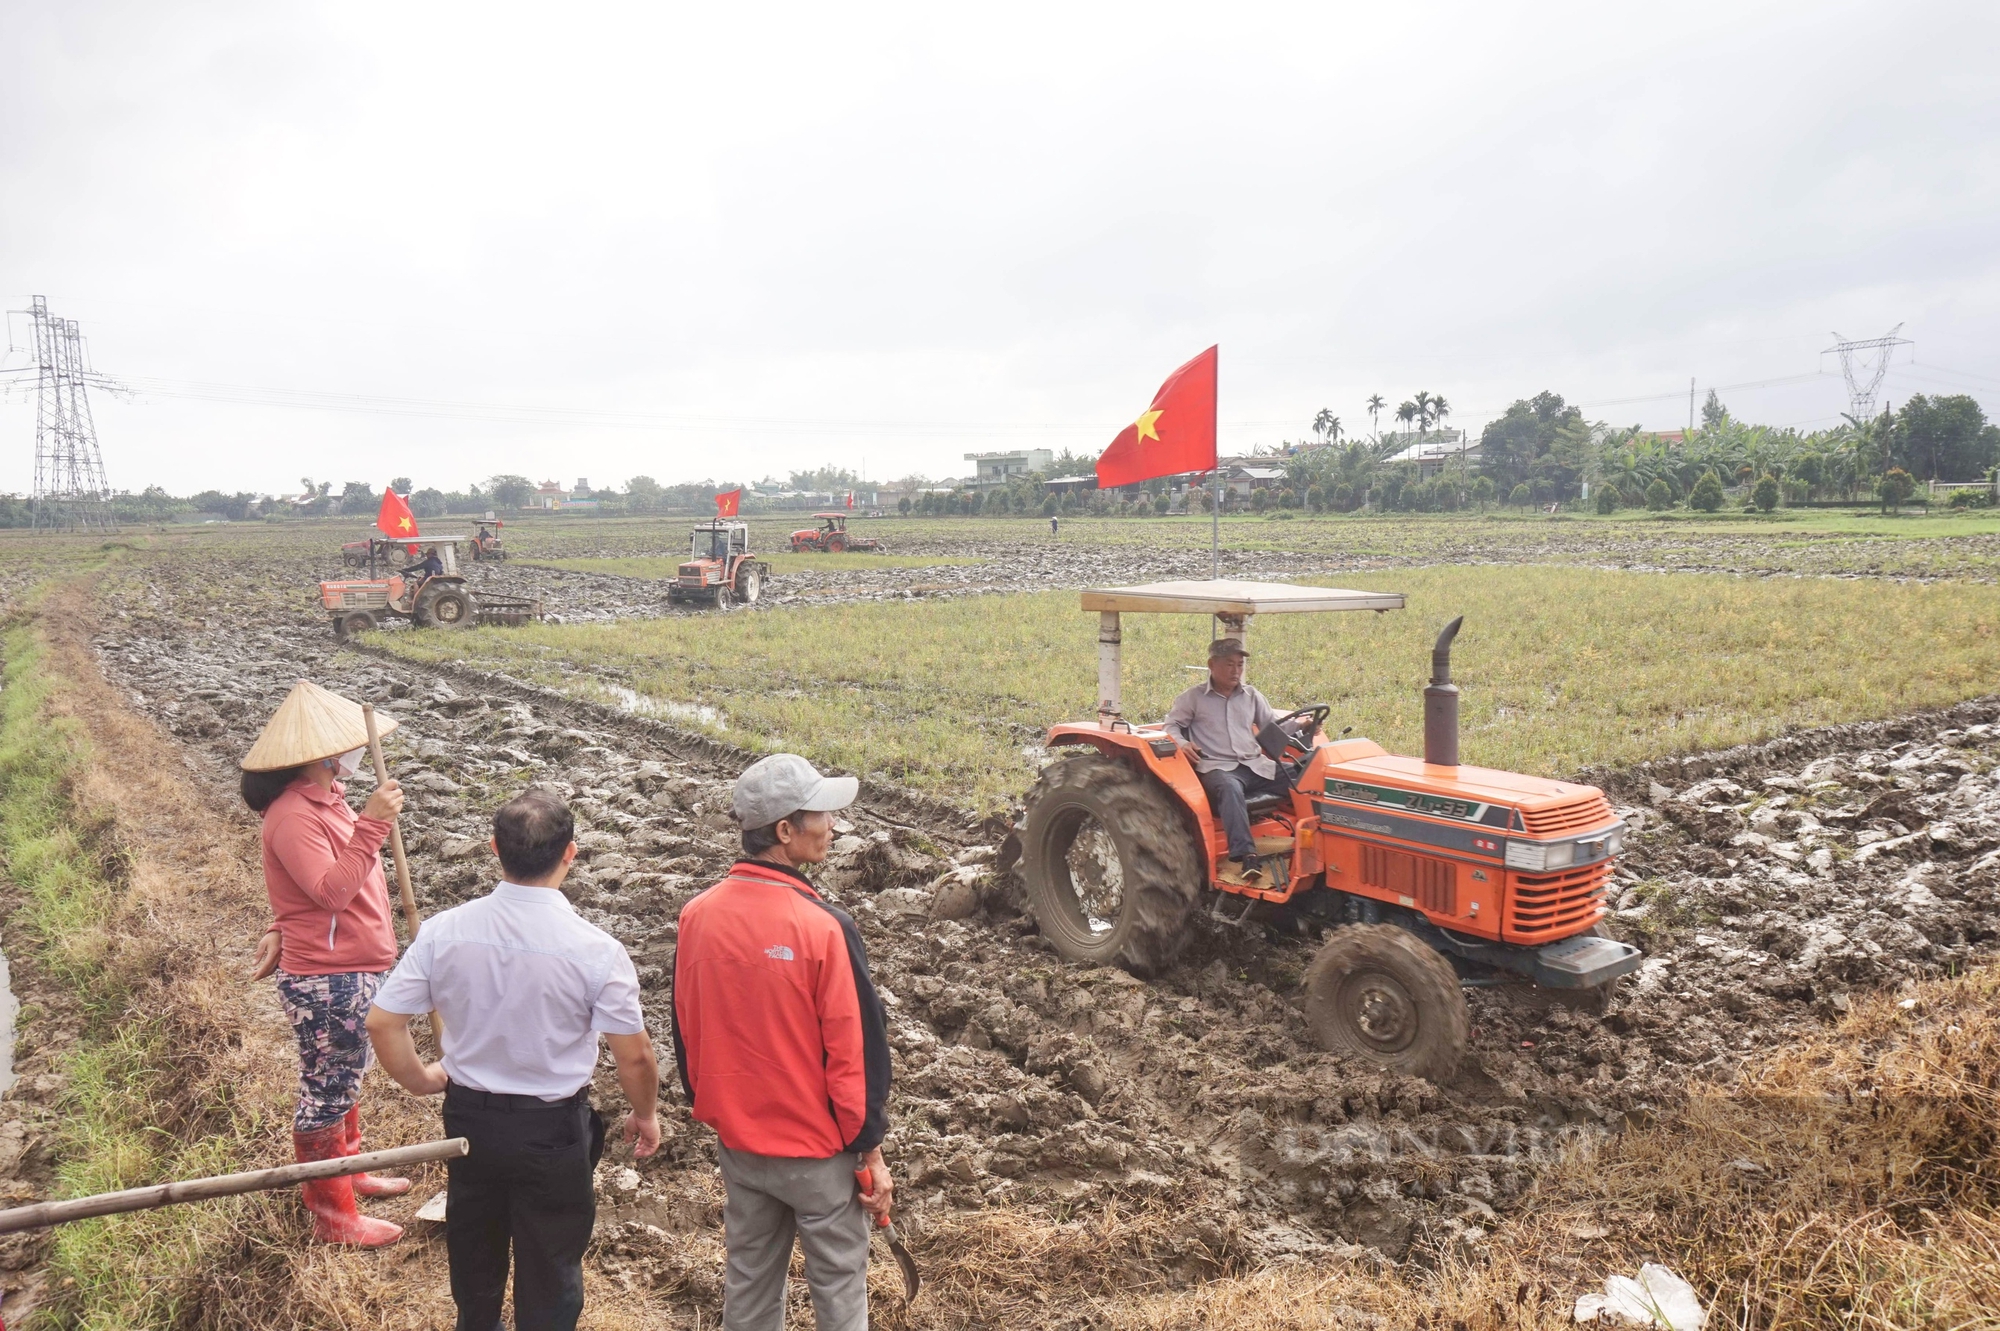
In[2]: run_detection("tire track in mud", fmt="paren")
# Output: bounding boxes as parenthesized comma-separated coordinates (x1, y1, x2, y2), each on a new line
(81, 548, 2000, 1291)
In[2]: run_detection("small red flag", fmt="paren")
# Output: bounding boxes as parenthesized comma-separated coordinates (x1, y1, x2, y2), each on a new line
(377, 487, 419, 541)
(715, 488, 742, 517)
(1095, 346, 1218, 488)
(846, 491, 854, 509)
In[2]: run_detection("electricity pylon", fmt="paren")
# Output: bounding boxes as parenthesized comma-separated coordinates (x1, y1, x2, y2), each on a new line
(1824, 325, 1912, 423)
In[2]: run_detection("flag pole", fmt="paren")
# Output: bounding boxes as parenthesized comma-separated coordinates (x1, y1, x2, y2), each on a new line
(1211, 346, 1221, 584)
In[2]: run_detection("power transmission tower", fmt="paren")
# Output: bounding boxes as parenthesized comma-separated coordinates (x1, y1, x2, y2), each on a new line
(1824, 325, 1912, 423)
(13, 297, 116, 531)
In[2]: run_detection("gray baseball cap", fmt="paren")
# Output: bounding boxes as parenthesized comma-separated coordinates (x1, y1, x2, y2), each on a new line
(732, 753, 858, 829)
(1208, 636, 1250, 660)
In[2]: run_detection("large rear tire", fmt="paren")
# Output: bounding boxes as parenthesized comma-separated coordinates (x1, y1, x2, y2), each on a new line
(736, 567, 762, 605)
(419, 587, 473, 628)
(1021, 754, 1203, 975)
(1304, 924, 1468, 1082)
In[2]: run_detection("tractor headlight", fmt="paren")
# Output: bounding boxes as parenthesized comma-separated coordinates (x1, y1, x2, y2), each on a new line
(1506, 840, 1576, 872)
(1604, 826, 1626, 856)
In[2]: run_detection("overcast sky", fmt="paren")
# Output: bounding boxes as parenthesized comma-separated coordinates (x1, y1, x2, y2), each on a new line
(3, 0, 1996, 497)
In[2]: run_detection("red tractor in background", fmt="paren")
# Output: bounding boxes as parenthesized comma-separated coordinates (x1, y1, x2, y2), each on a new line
(1007, 580, 1640, 1081)
(320, 537, 543, 639)
(789, 513, 883, 554)
(671, 520, 769, 611)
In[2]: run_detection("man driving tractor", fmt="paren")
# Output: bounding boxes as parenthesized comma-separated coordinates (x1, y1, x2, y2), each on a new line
(400, 545, 445, 581)
(1164, 637, 1288, 888)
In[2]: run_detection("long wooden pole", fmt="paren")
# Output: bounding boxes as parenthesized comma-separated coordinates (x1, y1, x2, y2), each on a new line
(362, 702, 443, 1046)
(362, 703, 421, 941)
(0, 1139, 468, 1235)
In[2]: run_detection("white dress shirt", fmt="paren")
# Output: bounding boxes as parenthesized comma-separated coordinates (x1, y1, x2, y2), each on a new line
(374, 881, 646, 1100)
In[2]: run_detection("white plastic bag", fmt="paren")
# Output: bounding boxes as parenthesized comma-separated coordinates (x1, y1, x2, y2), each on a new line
(1573, 1263, 1706, 1330)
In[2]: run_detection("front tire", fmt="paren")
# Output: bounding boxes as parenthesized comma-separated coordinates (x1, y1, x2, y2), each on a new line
(1021, 754, 1203, 975)
(333, 611, 377, 641)
(713, 584, 735, 612)
(1304, 924, 1468, 1082)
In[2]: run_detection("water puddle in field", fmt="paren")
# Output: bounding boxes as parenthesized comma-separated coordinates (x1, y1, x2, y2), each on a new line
(599, 683, 727, 729)
(0, 946, 17, 1095)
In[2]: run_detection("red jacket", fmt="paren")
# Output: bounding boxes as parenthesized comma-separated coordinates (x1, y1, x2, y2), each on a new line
(672, 861, 889, 1158)
(260, 778, 399, 975)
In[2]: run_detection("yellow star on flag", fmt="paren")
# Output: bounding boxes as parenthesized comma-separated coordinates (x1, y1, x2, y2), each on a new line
(397, 516, 412, 532)
(1133, 409, 1163, 443)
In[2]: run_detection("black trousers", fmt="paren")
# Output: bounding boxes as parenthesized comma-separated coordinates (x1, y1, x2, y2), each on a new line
(442, 1082, 606, 1331)
(1198, 764, 1291, 862)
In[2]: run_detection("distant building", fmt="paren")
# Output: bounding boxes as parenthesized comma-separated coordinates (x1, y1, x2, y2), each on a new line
(1382, 431, 1480, 478)
(530, 480, 567, 510)
(965, 449, 1055, 488)
(1227, 466, 1287, 496)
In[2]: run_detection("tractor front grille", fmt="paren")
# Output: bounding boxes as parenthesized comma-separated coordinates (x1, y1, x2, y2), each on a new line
(1518, 793, 1614, 836)
(1505, 860, 1611, 940)
(1360, 845, 1456, 916)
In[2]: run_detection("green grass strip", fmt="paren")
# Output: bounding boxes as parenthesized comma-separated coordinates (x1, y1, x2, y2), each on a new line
(378, 565, 2000, 810)
(0, 616, 255, 1328)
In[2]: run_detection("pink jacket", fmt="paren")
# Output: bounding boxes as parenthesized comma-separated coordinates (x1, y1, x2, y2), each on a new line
(261, 778, 399, 975)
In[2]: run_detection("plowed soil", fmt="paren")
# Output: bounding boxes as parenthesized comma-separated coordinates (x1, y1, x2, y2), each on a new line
(76, 535, 2000, 1319)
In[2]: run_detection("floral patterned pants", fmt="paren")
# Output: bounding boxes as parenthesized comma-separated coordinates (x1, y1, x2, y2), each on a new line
(274, 970, 384, 1133)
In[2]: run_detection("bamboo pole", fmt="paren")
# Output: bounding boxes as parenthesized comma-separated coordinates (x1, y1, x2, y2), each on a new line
(362, 702, 443, 1047)
(362, 703, 421, 941)
(0, 1139, 468, 1235)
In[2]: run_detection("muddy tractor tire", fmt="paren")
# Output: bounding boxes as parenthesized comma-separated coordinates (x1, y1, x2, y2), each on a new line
(713, 584, 735, 612)
(416, 586, 473, 629)
(333, 611, 377, 641)
(1304, 924, 1469, 1082)
(827, 535, 847, 553)
(735, 566, 762, 605)
(1021, 753, 1204, 976)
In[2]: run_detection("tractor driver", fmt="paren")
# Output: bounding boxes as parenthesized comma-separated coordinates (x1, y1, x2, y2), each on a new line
(1165, 637, 1287, 888)
(399, 545, 445, 581)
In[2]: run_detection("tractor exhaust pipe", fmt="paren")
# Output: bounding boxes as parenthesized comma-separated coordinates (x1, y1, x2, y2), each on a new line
(1423, 615, 1464, 767)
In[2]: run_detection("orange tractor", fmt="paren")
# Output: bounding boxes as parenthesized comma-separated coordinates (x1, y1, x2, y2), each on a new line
(789, 513, 883, 554)
(319, 537, 543, 640)
(1010, 580, 1639, 1080)
(669, 520, 769, 611)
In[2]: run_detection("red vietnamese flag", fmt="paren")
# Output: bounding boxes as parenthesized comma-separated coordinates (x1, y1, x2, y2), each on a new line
(1095, 346, 1218, 488)
(377, 486, 419, 542)
(845, 491, 854, 509)
(715, 488, 742, 517)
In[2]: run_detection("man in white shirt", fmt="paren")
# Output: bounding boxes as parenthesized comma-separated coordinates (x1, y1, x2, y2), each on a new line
(1164, 636, 1288, 887)
(369, 788, 660, 1331)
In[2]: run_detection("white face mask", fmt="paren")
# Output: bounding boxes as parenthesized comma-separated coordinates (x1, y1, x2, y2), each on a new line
(330, 748, 365, 778)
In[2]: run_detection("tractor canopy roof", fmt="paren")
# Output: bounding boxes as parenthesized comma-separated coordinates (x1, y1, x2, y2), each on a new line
(1079, 579, 1405, 616)
(811, 512, 850, 520)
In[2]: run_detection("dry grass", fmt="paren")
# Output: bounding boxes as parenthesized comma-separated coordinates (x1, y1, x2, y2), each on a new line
(380, 565, 2000, 810)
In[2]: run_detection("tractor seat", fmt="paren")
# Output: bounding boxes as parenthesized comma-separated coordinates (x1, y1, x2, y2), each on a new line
(1244, 791, 1288, 815)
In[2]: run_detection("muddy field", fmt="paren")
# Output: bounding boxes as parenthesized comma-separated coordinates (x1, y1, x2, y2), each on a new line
(77, 534, 2000, 1306)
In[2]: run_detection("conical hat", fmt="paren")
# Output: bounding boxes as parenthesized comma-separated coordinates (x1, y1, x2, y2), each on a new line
(241, 680, 399, 771)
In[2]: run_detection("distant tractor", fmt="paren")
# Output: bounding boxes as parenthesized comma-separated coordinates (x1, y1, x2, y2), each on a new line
(1008, 580, 1641, 1082)
(471, 520, 507, 561)
(670, 520, 769, 611)
(789, 513, 883, 554)
(320, 538, 543, 640)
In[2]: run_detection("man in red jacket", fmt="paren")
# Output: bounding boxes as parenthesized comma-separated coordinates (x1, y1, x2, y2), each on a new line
(672, 754, 891, 1331)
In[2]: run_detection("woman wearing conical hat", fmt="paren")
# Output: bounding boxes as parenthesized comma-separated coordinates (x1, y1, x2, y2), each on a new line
(242, 680, 412, 1247)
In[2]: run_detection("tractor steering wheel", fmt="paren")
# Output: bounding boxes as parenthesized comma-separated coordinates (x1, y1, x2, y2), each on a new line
(1273, 704, 1332, 750)
(1255, 704, 1333, 779)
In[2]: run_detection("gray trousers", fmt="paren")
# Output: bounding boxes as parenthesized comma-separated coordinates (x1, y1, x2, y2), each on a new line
(717, 1146, 869, 1331)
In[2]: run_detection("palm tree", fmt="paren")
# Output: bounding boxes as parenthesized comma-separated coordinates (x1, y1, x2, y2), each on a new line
(1312, 408, 1336, 446)
(1325, 415, 1341, 444)
(1367, 394, 1385, 438)
(1430, 395, 1451, 434)
(1413, 391, 1435, 435)
(1395, 401, 1418, 435)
